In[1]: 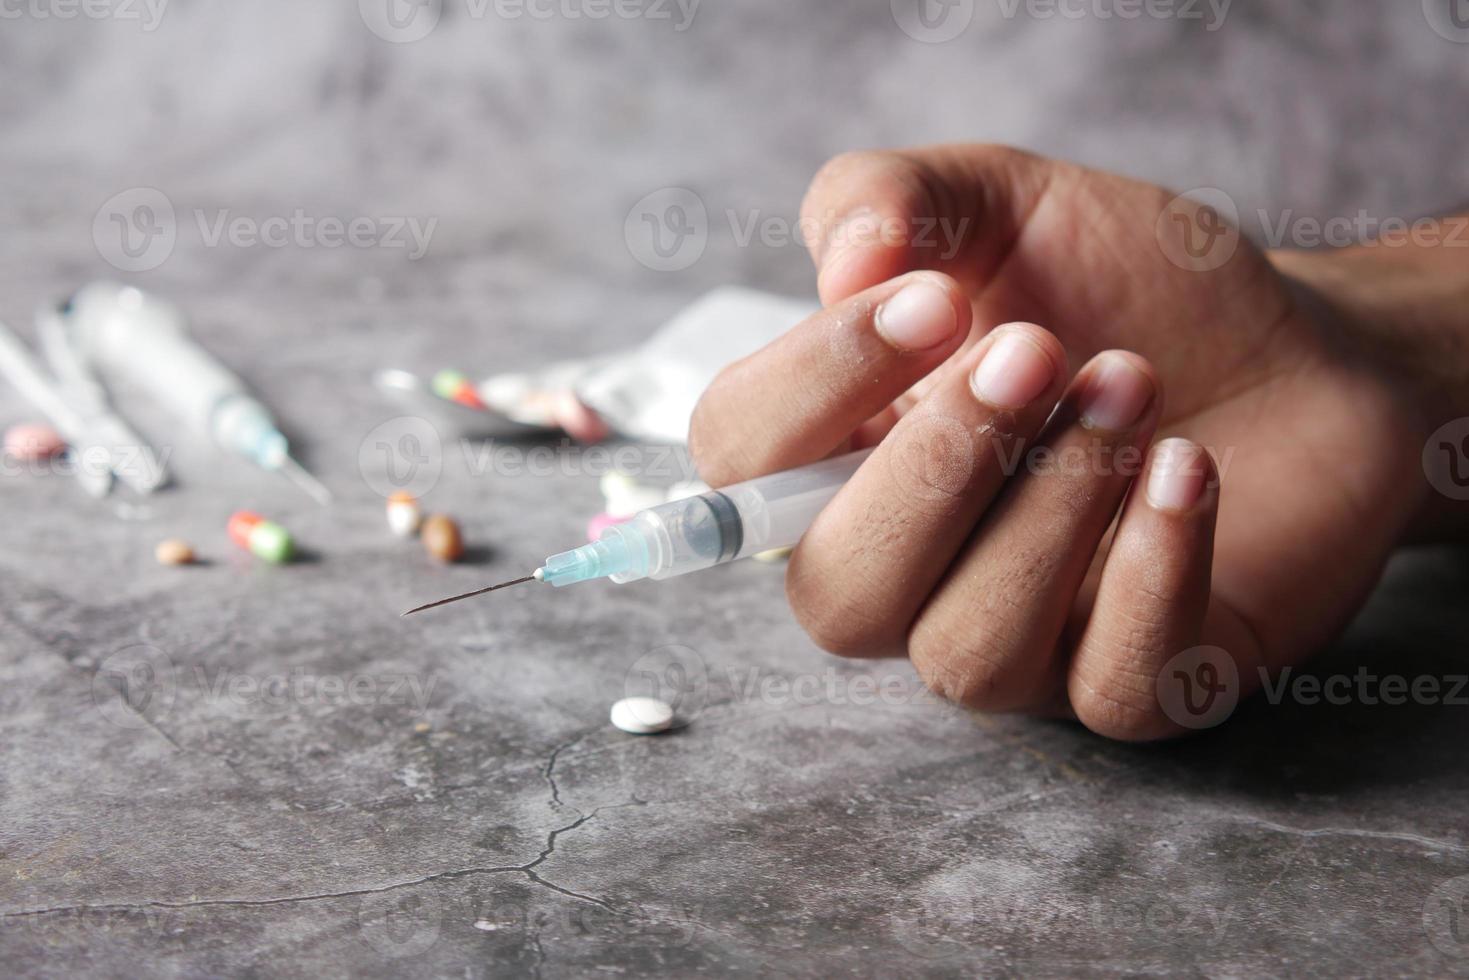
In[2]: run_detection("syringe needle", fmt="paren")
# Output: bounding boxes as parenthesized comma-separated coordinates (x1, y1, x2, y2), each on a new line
(401, 570, 543, 616)
(280, 454, 333, 506)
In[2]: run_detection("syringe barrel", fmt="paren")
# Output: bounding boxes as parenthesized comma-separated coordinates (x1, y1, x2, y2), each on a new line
(66, 282, 286, 468)
(68, 283, 245, 427)
(599, 448, 875, 584)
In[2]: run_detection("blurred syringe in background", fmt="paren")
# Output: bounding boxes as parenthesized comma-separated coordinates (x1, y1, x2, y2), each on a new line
(59, 282, 331, 505)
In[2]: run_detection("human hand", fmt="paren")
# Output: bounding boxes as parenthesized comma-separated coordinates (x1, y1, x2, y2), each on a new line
(690, 144, 1444, 739)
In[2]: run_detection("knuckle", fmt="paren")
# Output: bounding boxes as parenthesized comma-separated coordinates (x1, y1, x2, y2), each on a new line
(786, 562, 901, 659)
(802, 150, 933, 226)
(883, 412, 978, 514)
(907, 618, 1031, 712)
(1068, 646, 1175, 742)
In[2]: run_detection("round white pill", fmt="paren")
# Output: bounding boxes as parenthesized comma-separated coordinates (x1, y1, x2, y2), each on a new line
(609, 696, 674, 734)
(386, 492, 422, 537)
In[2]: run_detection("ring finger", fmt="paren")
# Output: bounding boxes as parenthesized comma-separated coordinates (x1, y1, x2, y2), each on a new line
(908, 350, 1162, 712)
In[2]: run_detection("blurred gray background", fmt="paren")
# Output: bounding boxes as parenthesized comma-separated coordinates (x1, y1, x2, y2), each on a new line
(3, 1, 1469, 976)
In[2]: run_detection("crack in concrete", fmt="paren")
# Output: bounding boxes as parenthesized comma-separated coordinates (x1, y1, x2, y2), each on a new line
(1229, 814, 1469, 854)
(541, 728, 595, 811)
(0, 804, 633, 921)
(1, 594, 252, 789)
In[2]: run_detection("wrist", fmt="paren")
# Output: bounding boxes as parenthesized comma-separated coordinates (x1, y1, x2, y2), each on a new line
(1269, 238, 1469, 540)
(1269, 238, 1469, 418)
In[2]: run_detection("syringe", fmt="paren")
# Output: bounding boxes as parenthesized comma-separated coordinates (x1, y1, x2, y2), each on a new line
(61, 282, 332, 505)
(403, 448, 874, 615)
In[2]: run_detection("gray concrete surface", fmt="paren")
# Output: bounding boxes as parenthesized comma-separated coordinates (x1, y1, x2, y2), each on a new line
(2, 1, 1469, 976)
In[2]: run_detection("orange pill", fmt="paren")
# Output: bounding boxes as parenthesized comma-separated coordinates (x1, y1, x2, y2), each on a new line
(421, 514, 464, 562)
(227, 510, 263, 549)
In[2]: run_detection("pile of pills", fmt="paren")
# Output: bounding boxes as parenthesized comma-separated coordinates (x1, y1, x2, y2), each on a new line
(227, 510, 295, 563)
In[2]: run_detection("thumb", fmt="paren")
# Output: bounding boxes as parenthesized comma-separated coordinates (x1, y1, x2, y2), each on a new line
(801, 144, 1061, 307)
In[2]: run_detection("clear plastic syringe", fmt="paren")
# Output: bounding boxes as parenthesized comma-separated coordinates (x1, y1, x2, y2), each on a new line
(61, 282, 332, 505)
(403, 448, 874, 615)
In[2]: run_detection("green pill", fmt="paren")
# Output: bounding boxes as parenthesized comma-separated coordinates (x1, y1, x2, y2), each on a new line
(248, 520, 295, 564)
(431, 369, 468, 401)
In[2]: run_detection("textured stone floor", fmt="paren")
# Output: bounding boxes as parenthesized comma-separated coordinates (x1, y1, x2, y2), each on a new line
(2, 2, 1468, 976)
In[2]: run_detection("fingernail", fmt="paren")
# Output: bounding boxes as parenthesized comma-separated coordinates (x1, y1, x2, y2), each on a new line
(1146, 438, 1207, 511)
(970, 329, 1055, 409)
(874, 278, 959, 352)
(1079, 354, 1154, 430)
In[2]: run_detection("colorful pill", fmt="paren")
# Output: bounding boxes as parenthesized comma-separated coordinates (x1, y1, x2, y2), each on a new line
(421, 514, 464, 561)
(4, 422, 65, 461)
(247, 521, 295, 564)
(227, 510, 263, 549)
(431, 370, 486, 410)
(386, 491, 422, 537)
(154, 539, 196, 566)
(227, 510, 294, 563)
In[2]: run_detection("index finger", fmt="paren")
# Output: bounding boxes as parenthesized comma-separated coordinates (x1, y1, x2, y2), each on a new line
(688, 271, 971, 488)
